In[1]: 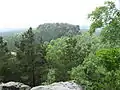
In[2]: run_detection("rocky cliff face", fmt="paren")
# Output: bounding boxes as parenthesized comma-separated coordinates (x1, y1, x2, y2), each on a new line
(31, 81, 83, 90)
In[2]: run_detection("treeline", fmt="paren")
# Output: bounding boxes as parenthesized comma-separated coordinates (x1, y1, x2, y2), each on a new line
(0, 1, 120, 89)
(0, 28, 47, 87)
(4, 23, 81, 51)
(0, 24, 80, 87)
(0, 26, 91, 87)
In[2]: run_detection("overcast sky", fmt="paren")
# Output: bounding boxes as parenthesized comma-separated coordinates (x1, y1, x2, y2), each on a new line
(0, 0, 116, 28)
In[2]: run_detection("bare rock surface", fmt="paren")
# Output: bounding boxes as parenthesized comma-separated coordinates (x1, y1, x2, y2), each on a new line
(0, 81, 30, 90)
(31, 81, 83, 90)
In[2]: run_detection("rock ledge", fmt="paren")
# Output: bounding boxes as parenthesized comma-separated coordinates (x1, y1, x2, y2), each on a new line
(31, 81, 82, 90)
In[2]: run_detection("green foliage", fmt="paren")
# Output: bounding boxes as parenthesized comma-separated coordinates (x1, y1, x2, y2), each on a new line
(75, 32, 100, 54)
(4, 33, 22, 51)
(89, 1, 120, 45)
(45, 69, 56, 84)
(15, 27, 47, 86)
(0, 36, 9, 81)
(71, 48, 120, 90)
(46, 37, 73, 81)
(88, 1, 117, 33)
(0, 36, 18, 82)
(46, 32, 99, 82)
(0, 36, 8, 55)
(70, 1, 120, 89)
(96, 48, 120, 71)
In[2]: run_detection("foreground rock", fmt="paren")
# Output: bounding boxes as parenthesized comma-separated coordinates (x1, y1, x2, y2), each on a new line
(31, 81, 83, 90)
(0, 81, 31, 90)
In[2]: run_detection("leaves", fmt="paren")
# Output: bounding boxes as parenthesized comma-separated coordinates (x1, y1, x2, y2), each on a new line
(15, 27, 47, 86)
(88, 1, 120, 38)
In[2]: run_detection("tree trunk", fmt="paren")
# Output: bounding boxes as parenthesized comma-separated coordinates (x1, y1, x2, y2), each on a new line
(32, 63, 35, 87)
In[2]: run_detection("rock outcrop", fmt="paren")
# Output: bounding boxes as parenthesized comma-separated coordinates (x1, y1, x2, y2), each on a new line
(31, 81, 83, 90)
(0, 81, 31, 90)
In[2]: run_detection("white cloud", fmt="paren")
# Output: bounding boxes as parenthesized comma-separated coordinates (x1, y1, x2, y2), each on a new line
(0, 0, 116, 28)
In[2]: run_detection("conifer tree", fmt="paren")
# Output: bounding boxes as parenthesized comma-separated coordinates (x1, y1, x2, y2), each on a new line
(15, 27, 46, 86)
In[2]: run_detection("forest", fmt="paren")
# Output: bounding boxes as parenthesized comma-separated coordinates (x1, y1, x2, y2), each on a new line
(0, 1, 120, 90)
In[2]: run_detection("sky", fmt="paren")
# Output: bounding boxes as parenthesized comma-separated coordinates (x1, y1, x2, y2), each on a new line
(0, 0, 117, 29)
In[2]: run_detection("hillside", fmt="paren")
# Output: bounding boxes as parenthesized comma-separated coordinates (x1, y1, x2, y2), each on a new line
(2, 23, 82, 50)
(35, 23, 81, 41)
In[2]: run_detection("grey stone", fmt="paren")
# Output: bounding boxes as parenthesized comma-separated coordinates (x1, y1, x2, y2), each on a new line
(31, 81, 83, 90)
(0, 81, 31, 90)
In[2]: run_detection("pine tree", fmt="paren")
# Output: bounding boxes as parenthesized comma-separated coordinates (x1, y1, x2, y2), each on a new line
(0, 36, 11, 82)
(15, 27, 46, 86)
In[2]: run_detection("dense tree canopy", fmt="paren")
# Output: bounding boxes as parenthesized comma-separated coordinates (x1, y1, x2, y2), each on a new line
(71, 48, 120, 90)
(71, 1, 120, 89)
(15, 27, 47, 86)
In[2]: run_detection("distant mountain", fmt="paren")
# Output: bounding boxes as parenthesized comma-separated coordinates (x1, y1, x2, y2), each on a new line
(0, 23, 91, 50)
(0, 28, 26, 36)
(35, 23, 81, 41)
(0, 25, 90, 37)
